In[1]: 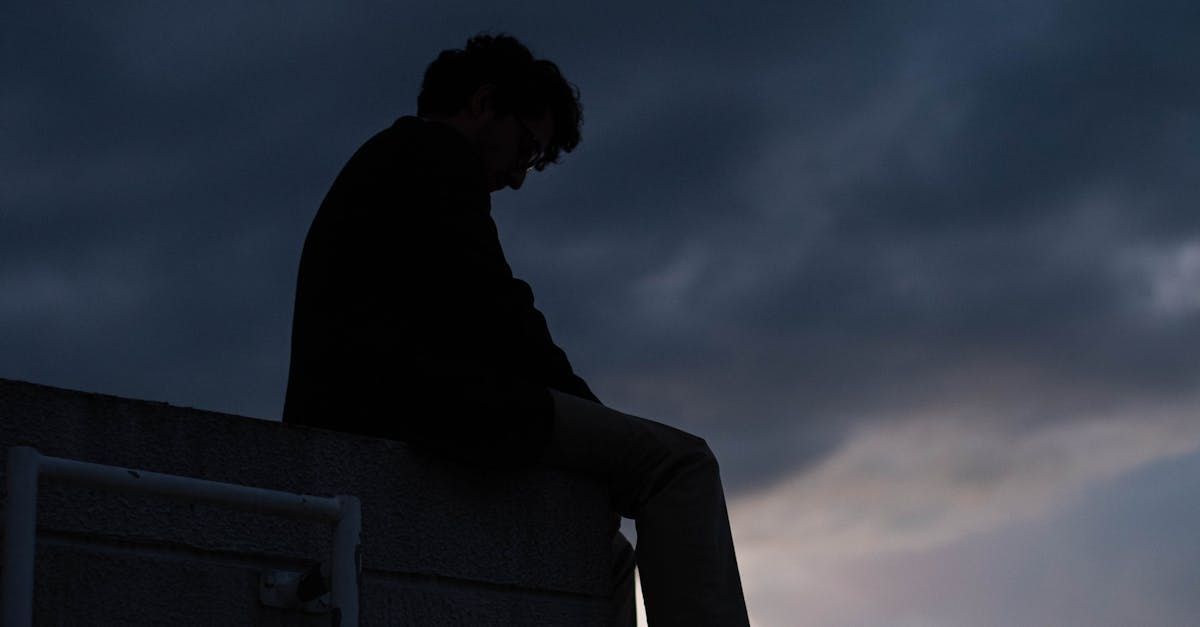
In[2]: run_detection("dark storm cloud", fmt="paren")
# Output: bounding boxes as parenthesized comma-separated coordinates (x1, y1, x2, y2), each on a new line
(829, 6, 1198, 237)
(3, 1, 1197, 490)
(776, 1, 1200, 375)
(491, 0, 1200, 489)
(0, 3, 361, 415)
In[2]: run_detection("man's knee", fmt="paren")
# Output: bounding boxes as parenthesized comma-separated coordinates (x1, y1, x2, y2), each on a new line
(643, 426, 720, 486)
(608, 421, 717, 514)
(666, 428, 719, 472)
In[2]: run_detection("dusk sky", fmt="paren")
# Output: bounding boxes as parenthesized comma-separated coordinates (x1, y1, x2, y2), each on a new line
(4, 2, 1199, 625)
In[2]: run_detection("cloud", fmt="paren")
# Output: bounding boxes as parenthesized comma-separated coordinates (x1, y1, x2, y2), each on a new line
(6, 3, 1200, 625)
(1121, 239, 1200, 318)
(731, 404, 1200, 626)
(5, 0, 1199, 534)
(733, 399, 1200, 558)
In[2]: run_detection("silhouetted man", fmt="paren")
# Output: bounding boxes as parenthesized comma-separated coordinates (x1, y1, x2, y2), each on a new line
(283, 34, 750, 626)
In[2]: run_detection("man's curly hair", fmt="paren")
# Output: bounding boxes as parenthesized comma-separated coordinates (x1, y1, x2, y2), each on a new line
(417, 33, 583, 171)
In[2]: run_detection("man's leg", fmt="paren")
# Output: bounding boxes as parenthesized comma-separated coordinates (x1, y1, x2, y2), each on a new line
(611, 531, 637, 627)
(542, 390, 750, 627)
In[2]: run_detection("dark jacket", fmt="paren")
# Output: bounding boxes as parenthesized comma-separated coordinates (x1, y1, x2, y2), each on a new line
(282, 116, 598, 467)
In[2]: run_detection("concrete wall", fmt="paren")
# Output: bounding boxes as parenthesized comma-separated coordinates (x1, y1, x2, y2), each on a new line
(0, 378, 615, 625)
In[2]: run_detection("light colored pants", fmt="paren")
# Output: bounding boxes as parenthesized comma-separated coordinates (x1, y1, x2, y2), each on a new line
(542, 390, 751, 627)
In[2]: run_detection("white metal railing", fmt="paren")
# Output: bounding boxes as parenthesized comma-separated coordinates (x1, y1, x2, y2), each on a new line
(2, 446, 361, 626)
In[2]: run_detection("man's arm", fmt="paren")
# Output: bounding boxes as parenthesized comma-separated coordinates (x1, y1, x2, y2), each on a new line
(506, 277, 601, 404)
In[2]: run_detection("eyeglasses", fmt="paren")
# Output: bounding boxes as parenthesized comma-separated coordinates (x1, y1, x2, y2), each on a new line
(516, 116, 546, 173)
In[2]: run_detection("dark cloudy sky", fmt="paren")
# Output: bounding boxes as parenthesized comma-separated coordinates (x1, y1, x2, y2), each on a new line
(4, 2, 1199, 624)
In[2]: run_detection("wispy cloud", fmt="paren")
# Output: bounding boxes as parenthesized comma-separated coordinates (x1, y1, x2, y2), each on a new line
(732, 402, 1200, 625)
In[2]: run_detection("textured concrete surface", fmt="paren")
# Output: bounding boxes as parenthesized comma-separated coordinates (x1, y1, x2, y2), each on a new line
(0, 378, 614, 625)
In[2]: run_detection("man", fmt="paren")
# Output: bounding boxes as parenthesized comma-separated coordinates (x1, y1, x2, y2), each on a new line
(283, 34, 750, 626)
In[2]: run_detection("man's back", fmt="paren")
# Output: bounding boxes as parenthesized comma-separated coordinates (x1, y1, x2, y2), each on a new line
(283, 115, 595, 467)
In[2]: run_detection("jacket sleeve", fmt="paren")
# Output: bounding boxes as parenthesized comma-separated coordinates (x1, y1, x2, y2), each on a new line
(507, 278, 601, 404)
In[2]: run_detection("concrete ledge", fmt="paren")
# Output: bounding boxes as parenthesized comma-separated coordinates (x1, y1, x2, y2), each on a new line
(0, 378, 615, 625)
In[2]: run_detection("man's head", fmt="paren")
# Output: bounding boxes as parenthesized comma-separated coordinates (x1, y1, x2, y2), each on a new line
(418, 34, 583, 192)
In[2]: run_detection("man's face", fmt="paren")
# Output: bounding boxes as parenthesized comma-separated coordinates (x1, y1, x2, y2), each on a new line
(477, 110, 554, 193)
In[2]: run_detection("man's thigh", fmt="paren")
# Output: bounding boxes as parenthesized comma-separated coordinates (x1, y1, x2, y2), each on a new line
(542, 389, 712, 516)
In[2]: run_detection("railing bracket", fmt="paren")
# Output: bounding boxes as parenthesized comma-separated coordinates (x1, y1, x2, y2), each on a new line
(260, 563, 333, 613)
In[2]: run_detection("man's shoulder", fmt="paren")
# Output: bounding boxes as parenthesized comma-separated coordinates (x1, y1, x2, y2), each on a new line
(376, 116, 468, 156)
(355, 116, 484, 187)
(382, 115, 432, 146)
(349, 116, 427, 164)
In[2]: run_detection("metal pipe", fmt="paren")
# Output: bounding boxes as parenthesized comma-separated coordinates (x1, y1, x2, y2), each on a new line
(3, 447, 41, 627)
(37, 454, 343, 521)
